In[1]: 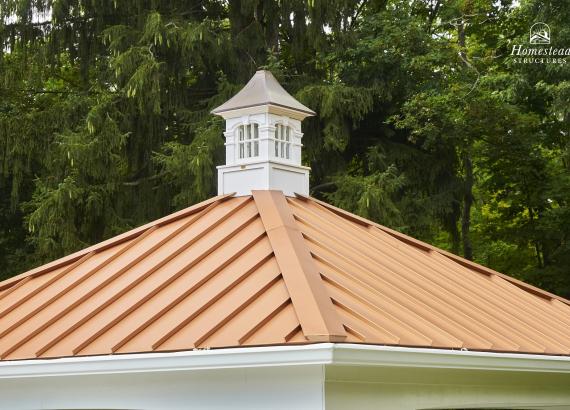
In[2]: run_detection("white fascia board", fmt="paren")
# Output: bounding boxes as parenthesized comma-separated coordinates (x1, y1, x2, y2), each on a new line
(0, 344, 334, 379)
(1, 343, 570, 379)
(332, 344, 570, 373)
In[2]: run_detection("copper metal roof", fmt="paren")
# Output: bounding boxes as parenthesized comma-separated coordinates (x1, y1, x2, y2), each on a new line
(211, 70, 316, 116)
(1, 190, 570, 361)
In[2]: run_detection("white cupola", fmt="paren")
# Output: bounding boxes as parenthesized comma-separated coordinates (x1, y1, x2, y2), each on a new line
(212, 70, 315, 196)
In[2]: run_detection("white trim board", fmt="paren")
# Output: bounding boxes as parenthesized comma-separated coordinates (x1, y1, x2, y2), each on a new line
(1, 343, 569, 379)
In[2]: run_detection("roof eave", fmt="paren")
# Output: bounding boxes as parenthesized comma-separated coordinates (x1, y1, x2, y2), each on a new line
(1, 343, 570, 379)
(211, 103, 316, 120)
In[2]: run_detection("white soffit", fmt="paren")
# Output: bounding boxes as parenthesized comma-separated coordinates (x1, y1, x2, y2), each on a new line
(1, 344, 570, 379)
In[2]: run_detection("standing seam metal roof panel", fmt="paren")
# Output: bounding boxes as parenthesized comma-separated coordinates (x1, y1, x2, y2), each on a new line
(0, 191, 569, 361)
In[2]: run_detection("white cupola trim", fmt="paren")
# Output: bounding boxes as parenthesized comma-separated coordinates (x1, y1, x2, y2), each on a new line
(211, 70, 315, 197)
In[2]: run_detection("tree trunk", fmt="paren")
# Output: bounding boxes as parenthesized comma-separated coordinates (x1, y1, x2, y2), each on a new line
(450, 200, 461, 255)
(528, 206, 544, 268)
(462, 151, 474, 260)
(457, 10, 474, 261)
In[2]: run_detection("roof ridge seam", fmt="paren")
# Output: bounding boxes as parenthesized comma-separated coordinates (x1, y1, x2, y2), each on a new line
(252, 190, 346, 342)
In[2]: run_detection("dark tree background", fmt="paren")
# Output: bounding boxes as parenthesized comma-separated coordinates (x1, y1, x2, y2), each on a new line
(1, 0, 569, 298)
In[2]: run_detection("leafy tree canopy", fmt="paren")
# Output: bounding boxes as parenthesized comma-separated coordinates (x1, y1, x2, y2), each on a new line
(1, 0, 569, 297)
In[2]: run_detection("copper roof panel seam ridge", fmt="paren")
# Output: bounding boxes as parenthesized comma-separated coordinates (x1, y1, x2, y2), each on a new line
(44, 219, 264, 357)
(237, 297, 292, 345)
(0, 194, 235, 292)
(301, 233, 516, 350)
(118, 248, 274, 352)
(359, 222, 570, 344)
(4, 216, 196, 358)
(358, 248, 563, 351)
(311, 249, 484, 348)
(0, 277, 32, 302)
(304, 231, 547, 353)
(485, 272, 570, 326)
(0, 252, 97, 321)
(151, 254, 277, 350)
(293, 206, 451, 280)
(313, 253, 464, 347)
(102, 231, 269, 355)
(196, 278, 291, 348)
(252, 191, 346, 342)
(295, 221, 546, 351)
(109, 226, 269, 353)
(319, 272, 436, 346)
(0, 226, 164, 358)
(153, 194, 237, 228)
(485, 273, 570, 324)
(36, 227, 255, 356)
(318, 266, 438, 342)
(288, 206, 380, 247)
(30, 199, 237, 357)
(441, 253, 569, 305)
(370, 227, 570, 332)
(0, 271, 58, 311)
(323, 278, 429, 346)
(192, 275, 284, 348)
(330, 298, 400, 344)
(343, 324, 367, 342)
(295, 195, 569, 306)
(0, 224, 159, 329)
(71, 226, 268, 356)
(199, 274, 292, 347)
(242, 302, 304, 346)
(101, 232, 273, 351)
(35, 199, 254, 353)
(200, 276, 293, 348)
(292, 204, 490, 307)
(334, 309, 385, 343)
(284, 325, 303, 343)
(293, 196, 432, 253)
(0, 254, 104, 350)
(290, 196, 370, 228)
(238, 303, 302, 346)
(552, 299, 570, 316)
(427, 251, 570, 345)
(288, 199, 382, 243)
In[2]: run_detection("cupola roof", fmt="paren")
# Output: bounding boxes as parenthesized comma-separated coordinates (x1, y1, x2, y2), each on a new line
(211, 70, 316, 116)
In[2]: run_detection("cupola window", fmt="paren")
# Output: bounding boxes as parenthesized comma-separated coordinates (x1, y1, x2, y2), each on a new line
(238, 123, 259, 159)
(274, 124, 291, 160)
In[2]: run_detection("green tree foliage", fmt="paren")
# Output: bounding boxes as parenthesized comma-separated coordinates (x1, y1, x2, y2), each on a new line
(0, 0, 569, 297)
